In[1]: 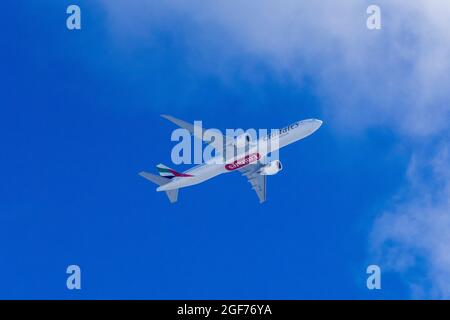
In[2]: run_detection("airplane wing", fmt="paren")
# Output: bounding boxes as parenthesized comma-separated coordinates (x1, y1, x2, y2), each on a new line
(161, 114, 227, 151)
(239, 163, 266, 203)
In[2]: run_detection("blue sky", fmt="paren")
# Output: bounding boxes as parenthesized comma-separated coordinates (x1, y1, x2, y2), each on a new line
(1, 1, 449, 299)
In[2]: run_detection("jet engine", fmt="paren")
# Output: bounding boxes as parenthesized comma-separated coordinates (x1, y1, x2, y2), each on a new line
(260, 160, 283, 175)
(234, 133, 252, 148)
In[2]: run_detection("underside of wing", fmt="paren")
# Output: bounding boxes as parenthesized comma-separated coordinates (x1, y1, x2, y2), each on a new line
(239, 163, 266, 203)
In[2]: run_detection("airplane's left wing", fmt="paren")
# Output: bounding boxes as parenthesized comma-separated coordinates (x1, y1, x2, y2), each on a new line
(239, 163, 266, 203)
(161, 114, 226, 151)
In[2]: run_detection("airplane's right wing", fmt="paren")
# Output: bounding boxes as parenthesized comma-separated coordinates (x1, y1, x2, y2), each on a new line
(239, 163, 266, 203)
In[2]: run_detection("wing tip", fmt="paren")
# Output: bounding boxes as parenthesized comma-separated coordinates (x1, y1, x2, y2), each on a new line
(138, 171, 148, 177)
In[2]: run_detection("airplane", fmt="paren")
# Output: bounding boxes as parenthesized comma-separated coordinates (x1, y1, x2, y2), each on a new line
(139, 115, 323, 203)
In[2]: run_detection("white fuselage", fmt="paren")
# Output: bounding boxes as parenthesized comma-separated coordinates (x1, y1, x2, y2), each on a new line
(157, 119, 322, 191)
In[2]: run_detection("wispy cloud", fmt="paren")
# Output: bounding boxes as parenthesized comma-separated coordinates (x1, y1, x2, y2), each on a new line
(371, 144, 450, 298)
(100, 0, 450, 297)
(101, 0, 450, 136)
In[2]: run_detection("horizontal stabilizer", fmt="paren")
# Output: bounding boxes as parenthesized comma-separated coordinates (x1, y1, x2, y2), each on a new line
(139, 171, 179, 203)
(139, 171, 169, 186)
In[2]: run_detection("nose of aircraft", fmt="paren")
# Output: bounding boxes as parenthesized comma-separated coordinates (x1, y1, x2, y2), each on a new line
(309, 119, 323, 132)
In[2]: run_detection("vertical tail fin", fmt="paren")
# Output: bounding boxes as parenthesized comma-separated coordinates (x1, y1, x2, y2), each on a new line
(156, 163, 193, 178)
(156, 163, 176, 178)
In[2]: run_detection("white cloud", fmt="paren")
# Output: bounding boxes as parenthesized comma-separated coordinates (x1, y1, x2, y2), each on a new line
(100, 0, 450, 297)
(371, 144, 450, 298)
(101, 0, 450, 136)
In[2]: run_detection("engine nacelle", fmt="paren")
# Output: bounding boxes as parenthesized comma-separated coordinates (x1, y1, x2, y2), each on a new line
(260, 160, 283, 175)
(235, 133, 252, 148)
